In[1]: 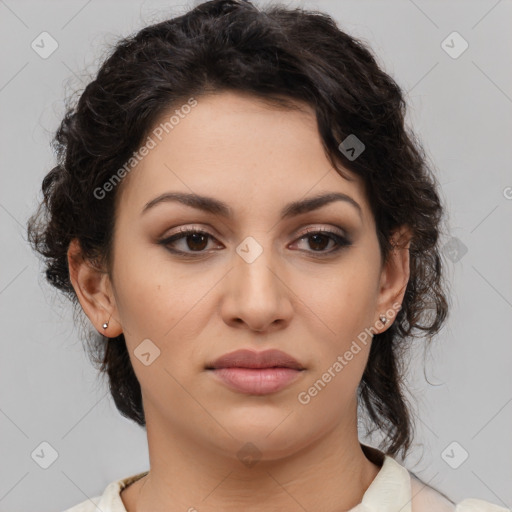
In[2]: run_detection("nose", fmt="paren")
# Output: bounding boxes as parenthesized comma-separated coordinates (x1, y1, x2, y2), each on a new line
(220, 246, 293, 334)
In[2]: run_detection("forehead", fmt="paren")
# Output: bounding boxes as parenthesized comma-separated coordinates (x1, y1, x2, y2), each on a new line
(116, 91, 368, 221)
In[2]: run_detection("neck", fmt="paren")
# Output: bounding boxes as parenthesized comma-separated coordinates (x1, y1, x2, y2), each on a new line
(122, 413, 383, 512)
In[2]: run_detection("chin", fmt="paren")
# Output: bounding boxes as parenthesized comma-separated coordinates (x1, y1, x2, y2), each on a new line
(208, 416, 315, 460)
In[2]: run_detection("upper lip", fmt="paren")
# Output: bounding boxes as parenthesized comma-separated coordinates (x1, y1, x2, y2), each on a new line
(206, 349, 305, 370)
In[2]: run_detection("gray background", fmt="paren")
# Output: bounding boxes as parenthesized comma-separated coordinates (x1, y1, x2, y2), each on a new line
(1, 1, 511, 511)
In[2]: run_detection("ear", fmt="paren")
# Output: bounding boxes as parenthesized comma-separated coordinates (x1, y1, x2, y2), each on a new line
(67, 238, 123, 337)
(374, 224, 412, 332)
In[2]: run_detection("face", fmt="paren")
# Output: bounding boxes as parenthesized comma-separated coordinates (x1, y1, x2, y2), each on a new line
(70, 90, 409, 462)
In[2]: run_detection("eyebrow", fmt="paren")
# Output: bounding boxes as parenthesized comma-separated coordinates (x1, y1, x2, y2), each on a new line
(141, 191, 362, 220)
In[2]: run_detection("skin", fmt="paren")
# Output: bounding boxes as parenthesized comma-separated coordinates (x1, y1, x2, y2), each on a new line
(68, 90, 411, 512)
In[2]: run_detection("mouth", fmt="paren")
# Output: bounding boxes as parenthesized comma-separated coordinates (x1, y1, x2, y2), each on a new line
(205, 349, 305, 395)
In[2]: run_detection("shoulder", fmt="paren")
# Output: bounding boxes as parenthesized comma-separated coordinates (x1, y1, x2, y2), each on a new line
(410, 475, 510, 512)
(61, 471, 148, 512)
(410, 475, 456, 511)
(63, 496, 102, 512)
(358, 449, 508, 512)
(455, 499, 511, 512)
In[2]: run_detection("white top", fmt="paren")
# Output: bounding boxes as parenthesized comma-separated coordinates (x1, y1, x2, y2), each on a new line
(64, 452, 510, 512)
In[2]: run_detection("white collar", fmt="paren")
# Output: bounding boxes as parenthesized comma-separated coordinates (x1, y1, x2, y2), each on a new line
(352, 454, 412, 512)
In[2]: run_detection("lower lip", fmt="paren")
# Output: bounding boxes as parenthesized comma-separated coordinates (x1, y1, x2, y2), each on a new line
(208, 367, 303, 395)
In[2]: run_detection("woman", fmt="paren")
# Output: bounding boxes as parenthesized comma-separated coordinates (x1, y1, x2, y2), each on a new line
(27, 1, 508, 511)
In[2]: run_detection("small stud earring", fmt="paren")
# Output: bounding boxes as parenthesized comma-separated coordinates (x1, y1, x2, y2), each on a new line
(102, 313, 112, 331)
(379, 315, 388, 324)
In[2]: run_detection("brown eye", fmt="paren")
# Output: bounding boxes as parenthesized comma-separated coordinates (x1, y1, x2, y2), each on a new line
(159, 229, 220, 255)
(183, 232, 209, 251)
(307, 233, 332, 251)
(292, 228, 352, 255)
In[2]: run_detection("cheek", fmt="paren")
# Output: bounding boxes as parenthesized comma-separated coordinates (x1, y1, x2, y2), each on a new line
(111, 235, 222, 376)
(110, 244, 205, 402)
(296, 269, 376, 413)
(296, 346, 370, 428)
(110, 235, 187, 340)
(295, 253, 380, 331)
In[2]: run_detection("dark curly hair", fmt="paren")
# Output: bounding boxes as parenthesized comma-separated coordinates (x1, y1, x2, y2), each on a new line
(27, 0, 449, 459)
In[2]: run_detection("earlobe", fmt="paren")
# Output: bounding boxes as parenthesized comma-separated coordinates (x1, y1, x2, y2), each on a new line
(67, 238, 123, 337)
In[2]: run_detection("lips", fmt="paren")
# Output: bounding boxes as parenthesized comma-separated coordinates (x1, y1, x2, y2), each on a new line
(206, 349, 305, 371)
(206, 349, 305, 395)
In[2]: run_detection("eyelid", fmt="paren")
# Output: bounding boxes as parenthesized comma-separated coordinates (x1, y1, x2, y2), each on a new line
(164, 223, 221, 237)
(162, 223, 349, 242)
(295, 225, 347, 238)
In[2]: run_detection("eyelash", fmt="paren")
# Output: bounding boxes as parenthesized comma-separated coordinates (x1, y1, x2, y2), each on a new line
(158, 226, 352, 258)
